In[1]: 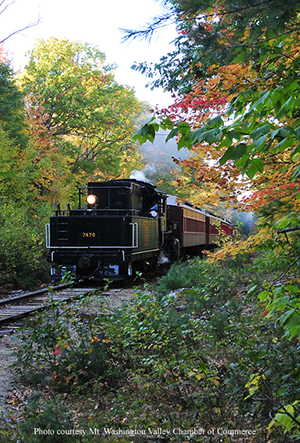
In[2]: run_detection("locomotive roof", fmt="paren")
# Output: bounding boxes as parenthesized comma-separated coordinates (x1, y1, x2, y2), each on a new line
(88, 178, 154, 187)
(86, 179, 166, 196)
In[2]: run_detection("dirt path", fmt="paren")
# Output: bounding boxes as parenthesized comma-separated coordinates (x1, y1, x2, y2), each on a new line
(0, 333, 20, 408)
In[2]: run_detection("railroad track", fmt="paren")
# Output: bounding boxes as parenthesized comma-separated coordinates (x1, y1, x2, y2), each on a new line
(0, 283, 98, 333)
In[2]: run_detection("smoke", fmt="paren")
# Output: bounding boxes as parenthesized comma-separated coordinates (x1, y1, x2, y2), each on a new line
(223, 209, 256, 235)
(129, 170, 152, 183)
(158, 251, 169, 264)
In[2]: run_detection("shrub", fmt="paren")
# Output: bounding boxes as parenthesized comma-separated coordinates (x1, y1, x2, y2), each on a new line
(18, 394, 76, 443)
(14, 293, 125, 392)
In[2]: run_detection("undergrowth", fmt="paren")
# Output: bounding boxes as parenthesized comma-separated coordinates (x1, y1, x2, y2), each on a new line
(3, 249, 300, 442)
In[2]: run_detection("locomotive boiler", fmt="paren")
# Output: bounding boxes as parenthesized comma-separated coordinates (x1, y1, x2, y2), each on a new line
(46, 179, 236, 281)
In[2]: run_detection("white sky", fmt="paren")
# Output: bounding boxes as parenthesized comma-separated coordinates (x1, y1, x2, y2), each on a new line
(1, 0, 177, 107)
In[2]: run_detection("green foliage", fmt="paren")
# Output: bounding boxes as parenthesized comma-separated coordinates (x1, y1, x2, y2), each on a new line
(129, 0, 300, 92)
(156, 255, 240, 297)
(0, 201, 48, 288)
(259, 283, 300, 340)
(134, 87, 300, 178)
(268, 401, 300, 437)
(18, 395, 75, 443)
(0, 127, 28, 201)
(0, 61, 28, 148)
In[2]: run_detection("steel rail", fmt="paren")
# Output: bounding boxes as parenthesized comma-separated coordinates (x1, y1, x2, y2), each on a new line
(0, 284, 94, 327)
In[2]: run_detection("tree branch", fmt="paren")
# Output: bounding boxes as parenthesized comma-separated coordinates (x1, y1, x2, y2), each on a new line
(277, 225, 300, 234)
(121, 11, 176, 42)
(0, 0, 41, 43)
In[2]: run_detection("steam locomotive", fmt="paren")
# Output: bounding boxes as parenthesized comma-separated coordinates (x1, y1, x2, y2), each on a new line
(46, 179, 237, 281)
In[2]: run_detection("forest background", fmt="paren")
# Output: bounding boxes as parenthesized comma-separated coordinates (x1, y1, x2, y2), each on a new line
(2, 0, 300, 441)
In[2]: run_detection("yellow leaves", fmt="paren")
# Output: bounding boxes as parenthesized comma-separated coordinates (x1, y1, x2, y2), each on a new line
(187, 371, 205, 380)
(245, 373, 266, 399)
(206, 62, 258, 101)
(195, 373, 204, 380)
(207, 225, 276, 263)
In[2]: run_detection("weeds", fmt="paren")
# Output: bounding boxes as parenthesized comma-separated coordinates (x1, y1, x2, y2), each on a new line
(7, 250, 300, 441)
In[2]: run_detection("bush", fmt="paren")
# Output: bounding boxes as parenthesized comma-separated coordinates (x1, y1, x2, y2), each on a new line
(18, 394, 76, 443)
(14, 292, 125, 392)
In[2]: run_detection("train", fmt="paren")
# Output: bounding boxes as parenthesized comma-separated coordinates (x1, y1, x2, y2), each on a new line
(46, 178, 237, 281)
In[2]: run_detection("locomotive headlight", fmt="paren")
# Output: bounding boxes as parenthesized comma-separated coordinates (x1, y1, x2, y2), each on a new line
(86, 194, 97, 205)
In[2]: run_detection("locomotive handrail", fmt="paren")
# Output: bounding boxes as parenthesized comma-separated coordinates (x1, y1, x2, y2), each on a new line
(135, 222, 139, 247)
(130, 222, 139, 248)
(45, 223, 50, 248)
(52, 208, 141, 216)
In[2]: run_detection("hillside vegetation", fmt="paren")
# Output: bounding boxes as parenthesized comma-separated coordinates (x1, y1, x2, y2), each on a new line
(2, 247, 300, 442)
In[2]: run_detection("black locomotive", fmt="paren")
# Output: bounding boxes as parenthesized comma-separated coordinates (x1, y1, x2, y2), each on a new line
(46, 179, 236, 281)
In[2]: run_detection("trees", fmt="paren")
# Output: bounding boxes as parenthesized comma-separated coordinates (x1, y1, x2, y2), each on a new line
(20, 38, 146, 204)
(0, 60, 28, 148)
(0, 56, 47, 288)
(132, 0, 300, 179)
(131, 0, 300, 236)
(129, 1, 300, 89)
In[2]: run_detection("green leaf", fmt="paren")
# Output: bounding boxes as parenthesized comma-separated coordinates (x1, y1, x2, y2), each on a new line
(251, 91, 271, 111)
(231, 143, 248, 159)
(248, 285, 258, 295)
(133, 123, 157, 143)
(269, 296, 290, 313)
(293, 165, 300, 178)
(275, 137, 291, 151)
(165, 127, 180, 142)
(190, 126, 207, 143)
(178, 133, 191, 149)
(258, 290, 271, 302)
(160, 118, 174, 130)
(276, 96, 296, 120)
(252, 124, 271, 140)
(245, 158, 264, 179)
(279, 309, 296, 327)
(219, 146, 234, 165)
(271, 411, 294, 433)
(284, 284, 300, 293)
(253, 134, 268, 150)
(236, 153, 250, 169)
(200, 128, 221, 144)
(207, 115, 223, 128)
